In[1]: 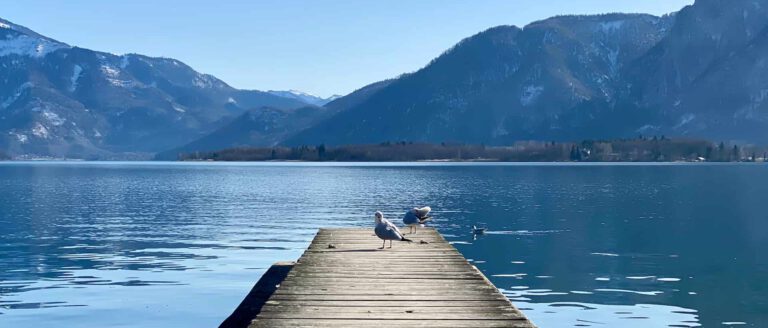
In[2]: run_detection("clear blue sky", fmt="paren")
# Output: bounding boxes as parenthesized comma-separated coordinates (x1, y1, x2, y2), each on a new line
(3, 0, 693, 97)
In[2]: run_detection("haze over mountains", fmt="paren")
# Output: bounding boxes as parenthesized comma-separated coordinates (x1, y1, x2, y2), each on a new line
(154, 79, 393, 160)
(267, 90, 341, 107)
(2, 0, 768, 159)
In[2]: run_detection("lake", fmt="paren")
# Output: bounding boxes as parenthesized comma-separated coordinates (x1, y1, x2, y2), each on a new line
(0, 162, 766, 327)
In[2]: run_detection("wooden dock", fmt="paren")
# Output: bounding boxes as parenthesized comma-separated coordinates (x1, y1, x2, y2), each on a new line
(247, 228, 535, 328)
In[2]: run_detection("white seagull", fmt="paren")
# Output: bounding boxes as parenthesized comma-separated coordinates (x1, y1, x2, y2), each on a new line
(374, 211, 412, 249)
(402, 206, 432, 234)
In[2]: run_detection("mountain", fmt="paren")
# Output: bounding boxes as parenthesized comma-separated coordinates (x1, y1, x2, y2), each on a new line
(284, 0, 768, 146)
(7, 0, 768, 159)
(0, 18, 306, 159)
(321, 79, 394, 112)
(268, 90, 341, 106)
(626, 0, 768, 142)
(285, 13, 675, 146)
(154, 105, 330, 160)
(155, 79, 395, 159)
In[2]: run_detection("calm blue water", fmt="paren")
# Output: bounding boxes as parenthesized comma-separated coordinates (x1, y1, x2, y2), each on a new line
(0, 162, 766, 327)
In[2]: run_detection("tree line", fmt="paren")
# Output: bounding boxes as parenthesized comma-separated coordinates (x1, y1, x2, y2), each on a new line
(177, 137, 768, 162)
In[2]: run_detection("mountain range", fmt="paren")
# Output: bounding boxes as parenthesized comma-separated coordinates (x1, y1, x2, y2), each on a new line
(154, 79, 393, 159)
(287, 0, 768, 146)
(267, 90, 341, 107)
(3, 0, 768, 159)
(0, 18, 309, 159)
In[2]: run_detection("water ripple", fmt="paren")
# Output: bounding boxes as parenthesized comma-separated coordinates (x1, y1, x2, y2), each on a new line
(1, 162, 766, 327)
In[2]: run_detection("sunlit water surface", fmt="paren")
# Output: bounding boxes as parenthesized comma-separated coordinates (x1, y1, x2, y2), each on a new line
(0, 162, 766, 327)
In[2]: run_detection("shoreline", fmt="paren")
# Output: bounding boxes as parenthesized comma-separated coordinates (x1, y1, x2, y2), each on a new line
(2, 160, 765, 165)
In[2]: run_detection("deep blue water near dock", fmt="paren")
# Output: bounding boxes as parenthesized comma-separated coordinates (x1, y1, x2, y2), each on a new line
(0, 162, 766, 327)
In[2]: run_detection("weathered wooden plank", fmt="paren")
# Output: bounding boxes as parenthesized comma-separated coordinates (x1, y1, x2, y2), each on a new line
(263, 300, 515, 307)
(299, 253, 467, 257)
(247, 228, 535, 328)
(292, 266, 473, 270)
(259, 305, 521, 314)
(283, 273, 481, 278)
(256, 312, 526, 320)
(287, 272, 481, 277)
(280, 279, 487, 285)
(279, 282, 491, 288)
(272, 290, 501, 296)
(267, 295, 510, 302)
(250, 319, 535, 328)
(274, 283, 497, 289)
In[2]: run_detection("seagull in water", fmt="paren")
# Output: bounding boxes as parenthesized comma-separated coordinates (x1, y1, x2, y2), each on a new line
(374, 211, 412, 249)
(472, 225, 487, 234)
(402, 206, 432, 234)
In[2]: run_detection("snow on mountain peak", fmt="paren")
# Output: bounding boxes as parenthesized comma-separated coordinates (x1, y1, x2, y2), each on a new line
(0, 33, 68, 58)
(599, 20, 626, 33)
(288, 89, 315, 97)
(268, 89, 340, 106)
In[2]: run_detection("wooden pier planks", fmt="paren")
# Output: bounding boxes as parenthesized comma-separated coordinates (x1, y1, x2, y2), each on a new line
(249, 228, 535, 328)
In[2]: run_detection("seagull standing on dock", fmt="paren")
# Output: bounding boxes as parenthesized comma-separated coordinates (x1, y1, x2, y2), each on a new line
(374, 211, 412, 249)
(403, 206, 432, 234)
